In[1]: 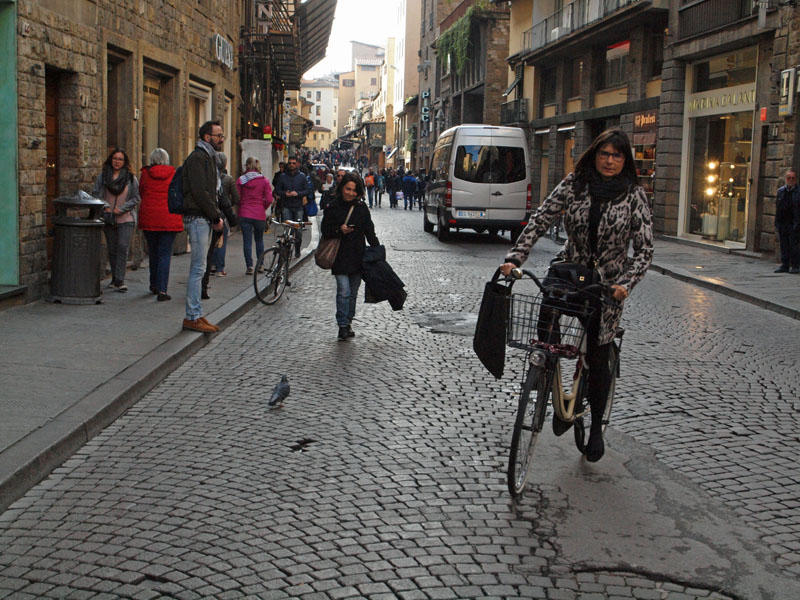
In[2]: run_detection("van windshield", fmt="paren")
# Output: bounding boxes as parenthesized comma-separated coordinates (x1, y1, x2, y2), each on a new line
(454, 145, 526, 184)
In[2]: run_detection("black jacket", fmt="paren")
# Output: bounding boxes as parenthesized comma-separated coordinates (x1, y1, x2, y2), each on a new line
(320, 198, 379, 275)
(776, 184, 800, 232)
(362, 246, 406, 310)
(182, 147, 222, 222)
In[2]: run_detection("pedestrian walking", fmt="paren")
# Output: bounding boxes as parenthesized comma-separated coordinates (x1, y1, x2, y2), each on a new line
(138, 148, 182, 301)
(237, 156, 274, 275)
(320, 172, 380, 341)
(376, 171, 385, 207)
(499, 128, 654, 462)
(93, 148, 140, 293)
(181, 120, 225, 333)
(774, 169, 800, 274)
(274, 155, 312, 258)
(402, 171, 417, 210)
(365, 170, 375, 208)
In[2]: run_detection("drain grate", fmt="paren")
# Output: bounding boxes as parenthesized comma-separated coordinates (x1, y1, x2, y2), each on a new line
(290, 438, 316, 452)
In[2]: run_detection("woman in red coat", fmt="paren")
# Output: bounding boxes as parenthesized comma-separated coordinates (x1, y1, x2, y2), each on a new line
(138, 148, 184, 301)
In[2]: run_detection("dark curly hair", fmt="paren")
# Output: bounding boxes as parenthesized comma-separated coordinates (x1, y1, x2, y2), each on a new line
(335, 171, 365, 201)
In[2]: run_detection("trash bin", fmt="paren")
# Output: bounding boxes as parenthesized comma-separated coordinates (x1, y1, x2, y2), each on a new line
(48, 191, 105, 304)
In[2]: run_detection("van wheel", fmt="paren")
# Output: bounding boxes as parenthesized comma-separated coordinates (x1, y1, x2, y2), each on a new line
(423, 208, 434, 233)
(437, 212, 449, 242)
(510, 226, 523, 242)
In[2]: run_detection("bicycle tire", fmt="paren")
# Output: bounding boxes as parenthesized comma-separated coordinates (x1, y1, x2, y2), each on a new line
(507, 366, 551, 499)
(254, 247, 287, 305)
(574, 343, 618, 453)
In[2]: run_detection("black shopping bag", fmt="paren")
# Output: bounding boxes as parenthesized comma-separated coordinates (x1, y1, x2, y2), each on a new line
(473, 269, 511, 379)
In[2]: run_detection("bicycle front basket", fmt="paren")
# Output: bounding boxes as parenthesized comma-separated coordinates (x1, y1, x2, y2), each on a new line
(507, 291, 594, 353)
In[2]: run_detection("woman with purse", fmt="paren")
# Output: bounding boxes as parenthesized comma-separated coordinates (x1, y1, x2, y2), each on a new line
(93, 148, 140, 293)
(138, 148, 183, 301)
(320, 171, 380, 341)
(499, 128, 654, 462)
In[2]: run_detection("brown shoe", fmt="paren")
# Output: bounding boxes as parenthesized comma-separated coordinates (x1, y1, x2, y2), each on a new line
(182, 318, 217, 333)
(198, 316, 221, 332)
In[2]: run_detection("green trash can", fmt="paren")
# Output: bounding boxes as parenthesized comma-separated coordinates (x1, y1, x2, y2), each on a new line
(48, 191, 106, 304)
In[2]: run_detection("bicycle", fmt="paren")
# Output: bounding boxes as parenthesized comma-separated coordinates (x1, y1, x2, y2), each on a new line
(502, 267, 623, 498)
(253, 219, 310, 305)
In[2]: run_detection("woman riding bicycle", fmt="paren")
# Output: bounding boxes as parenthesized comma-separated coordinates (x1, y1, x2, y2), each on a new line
(500, 128, 654, 462)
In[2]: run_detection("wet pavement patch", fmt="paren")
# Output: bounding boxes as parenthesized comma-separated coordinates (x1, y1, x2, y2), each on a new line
(411, 312, 478, 337)
(290, 438, 316, 452)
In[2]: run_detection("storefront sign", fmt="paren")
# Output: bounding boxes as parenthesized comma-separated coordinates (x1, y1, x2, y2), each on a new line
(634, 110, 658, 131)
(212, 34, 234, 70)
(779, 67, 795, 117)
(686, 83, 755, 118)
(367, 122, 385, 148)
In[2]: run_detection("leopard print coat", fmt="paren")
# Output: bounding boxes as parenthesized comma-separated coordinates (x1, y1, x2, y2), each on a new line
(505, 172, 654, 345)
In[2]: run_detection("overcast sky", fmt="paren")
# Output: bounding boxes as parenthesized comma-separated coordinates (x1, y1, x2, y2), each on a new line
(303, 0, 398, 79)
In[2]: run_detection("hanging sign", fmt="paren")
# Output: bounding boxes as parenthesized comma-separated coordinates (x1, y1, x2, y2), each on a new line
(779, 67, 796, 117)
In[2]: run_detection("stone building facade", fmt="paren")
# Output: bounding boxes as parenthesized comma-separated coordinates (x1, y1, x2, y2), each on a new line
(13, 0, 242, 302)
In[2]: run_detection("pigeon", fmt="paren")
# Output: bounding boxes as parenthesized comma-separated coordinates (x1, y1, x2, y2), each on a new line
(268, 375, 290, 407)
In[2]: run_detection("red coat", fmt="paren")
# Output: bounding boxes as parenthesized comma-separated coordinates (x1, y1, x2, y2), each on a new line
(138, 165, 184, 232)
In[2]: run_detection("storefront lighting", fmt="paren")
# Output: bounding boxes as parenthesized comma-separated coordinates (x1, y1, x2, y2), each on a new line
(707, 175, 716, 183)
(705, 187, 716, 197)
(708, 161, 717, 170)
(729, 177, 734, 183)
(730, 164, 735, 170)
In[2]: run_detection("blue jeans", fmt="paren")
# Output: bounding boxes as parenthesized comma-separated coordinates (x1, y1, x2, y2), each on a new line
(143, 230, 177, 293)
(240, 218, 265, 268)
(185, 217, 211, 320)
(282, 206, 305, 255)
(367, 186, 374, 207)
(335, 273, 362, 327)
(211, 220, 229, 270)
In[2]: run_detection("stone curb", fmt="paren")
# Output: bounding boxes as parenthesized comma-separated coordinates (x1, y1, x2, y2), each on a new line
(650, 262, 800, 322)
(0, 251, 315, 513)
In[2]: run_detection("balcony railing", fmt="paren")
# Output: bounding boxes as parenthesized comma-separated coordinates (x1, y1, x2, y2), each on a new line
(523, 0, 643, 53)
(500, 98, 529, 125)
(678, 0, 773, 40)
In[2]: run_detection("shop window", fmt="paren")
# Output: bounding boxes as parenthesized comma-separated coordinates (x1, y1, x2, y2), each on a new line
(693, 47, 756, 93)
(688, 112, 751, 243)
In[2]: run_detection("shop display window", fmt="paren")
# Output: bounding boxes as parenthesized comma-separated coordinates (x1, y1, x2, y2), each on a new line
(687, 112, 751, 243)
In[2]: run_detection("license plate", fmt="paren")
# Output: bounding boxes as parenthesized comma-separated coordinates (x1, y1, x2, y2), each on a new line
(456, 210, 485, 218)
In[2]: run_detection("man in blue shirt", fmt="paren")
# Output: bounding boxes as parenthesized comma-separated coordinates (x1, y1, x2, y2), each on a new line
(275, 155, 312, 257)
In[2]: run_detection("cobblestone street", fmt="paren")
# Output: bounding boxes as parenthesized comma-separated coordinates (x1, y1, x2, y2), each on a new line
(1, 209, 799, 599)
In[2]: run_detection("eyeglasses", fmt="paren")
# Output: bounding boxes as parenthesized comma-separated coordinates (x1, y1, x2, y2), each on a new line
(210, 133, 225, 140)
(598, 150, 624, 162)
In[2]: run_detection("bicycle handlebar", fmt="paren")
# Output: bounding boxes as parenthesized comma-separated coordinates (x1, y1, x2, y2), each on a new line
(270, 219, 312, 229)
(501, 267, 619, 307)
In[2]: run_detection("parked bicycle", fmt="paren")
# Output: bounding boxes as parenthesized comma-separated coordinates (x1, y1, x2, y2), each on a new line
(502, 267, 623, 498)
(253, 219, 310, 305)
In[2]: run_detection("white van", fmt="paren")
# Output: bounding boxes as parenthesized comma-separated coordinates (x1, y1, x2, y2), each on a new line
(423, 125, 531, 241)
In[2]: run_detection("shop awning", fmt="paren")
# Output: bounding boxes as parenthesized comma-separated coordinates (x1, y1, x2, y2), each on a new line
(298, 0, 337, 75)
(503, 73, 522, 97)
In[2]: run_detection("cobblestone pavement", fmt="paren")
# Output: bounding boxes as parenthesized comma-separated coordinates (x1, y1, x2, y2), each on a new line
(1, 209, 799, 599)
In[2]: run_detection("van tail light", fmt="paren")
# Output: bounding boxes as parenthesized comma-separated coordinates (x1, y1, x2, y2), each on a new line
(526, 183, 532, 212)
(445, 181, 452, 208)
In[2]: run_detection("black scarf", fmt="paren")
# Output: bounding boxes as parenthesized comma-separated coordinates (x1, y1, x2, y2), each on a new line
(102, 164, 132, 196)
(587, 169, 629, 202)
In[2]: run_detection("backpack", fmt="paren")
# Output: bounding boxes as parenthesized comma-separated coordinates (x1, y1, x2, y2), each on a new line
(167, 165, 185, 214)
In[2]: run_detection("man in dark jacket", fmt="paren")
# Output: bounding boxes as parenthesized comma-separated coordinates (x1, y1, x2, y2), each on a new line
(775, 169, 800, 273)
(402, 171, 417, 210)
(274, 155, 312, 257)
(181, 120, 225, 333)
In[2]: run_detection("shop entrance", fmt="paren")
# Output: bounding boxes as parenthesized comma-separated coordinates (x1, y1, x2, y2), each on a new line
(687, 111, 752, 243)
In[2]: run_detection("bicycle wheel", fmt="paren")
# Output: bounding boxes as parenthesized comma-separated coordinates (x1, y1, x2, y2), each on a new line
(574, 343, 618, 453)
(254, 247, 287, 305)
(507, 366, 551, 498)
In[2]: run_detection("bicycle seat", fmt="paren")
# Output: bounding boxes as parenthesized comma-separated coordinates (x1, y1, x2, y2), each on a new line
(615, 327, 625, 339)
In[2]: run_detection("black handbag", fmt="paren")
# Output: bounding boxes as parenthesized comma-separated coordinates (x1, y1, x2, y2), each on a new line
(473, 269, 511, 379)
(537, 261, 601, 343)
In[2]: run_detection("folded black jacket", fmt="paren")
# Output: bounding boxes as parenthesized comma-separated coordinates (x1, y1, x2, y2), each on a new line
(362, 246, 406, 310)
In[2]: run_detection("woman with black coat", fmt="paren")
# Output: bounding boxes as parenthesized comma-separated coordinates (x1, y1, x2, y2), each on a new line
(321, 172, 380, 340)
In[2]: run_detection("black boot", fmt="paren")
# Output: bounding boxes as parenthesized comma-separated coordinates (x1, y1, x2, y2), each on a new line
(552, 411, 572, 436)
(585, 429, 604, 462)
(338, 326, 349, 341)
(347, 324, 355, 338)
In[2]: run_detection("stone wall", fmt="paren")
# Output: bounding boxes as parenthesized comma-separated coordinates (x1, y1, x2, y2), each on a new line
(17, 0, 242, 300)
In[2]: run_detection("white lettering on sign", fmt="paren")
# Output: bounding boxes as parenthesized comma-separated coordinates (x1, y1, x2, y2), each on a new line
(213, 34, 234, 70)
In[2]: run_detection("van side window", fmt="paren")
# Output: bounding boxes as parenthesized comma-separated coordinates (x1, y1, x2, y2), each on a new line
(430, 142, 452, 181)
(455, 145, 494, 183)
